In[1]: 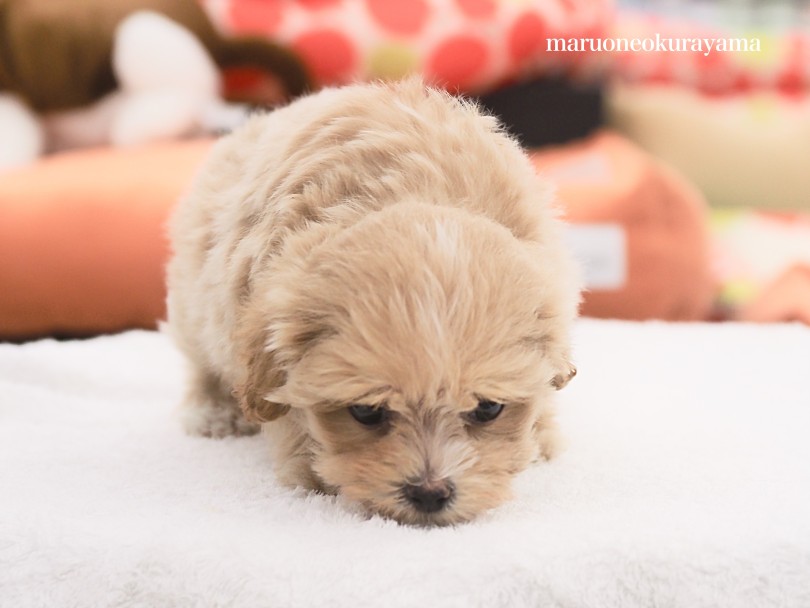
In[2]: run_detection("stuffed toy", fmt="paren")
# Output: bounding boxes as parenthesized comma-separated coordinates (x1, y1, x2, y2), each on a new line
(0, 0, 310, 170)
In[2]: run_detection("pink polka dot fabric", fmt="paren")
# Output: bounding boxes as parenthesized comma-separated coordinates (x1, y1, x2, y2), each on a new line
(203, 0, 610, 92)
(614, 12, 810, 96)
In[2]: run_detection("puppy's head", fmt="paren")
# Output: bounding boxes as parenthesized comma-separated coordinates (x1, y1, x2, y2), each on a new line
(240, 202, 578, 525)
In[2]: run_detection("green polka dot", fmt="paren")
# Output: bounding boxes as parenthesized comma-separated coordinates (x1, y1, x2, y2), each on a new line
(720, 280, 759, 305)
(367, 44, 419, 81)
(738, 31, 783, 70)
(746, 94, 780, 123)
(709, 209, 744, 229)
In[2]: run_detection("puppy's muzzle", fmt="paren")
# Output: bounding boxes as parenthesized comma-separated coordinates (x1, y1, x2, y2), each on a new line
(402, 481, 455, 514)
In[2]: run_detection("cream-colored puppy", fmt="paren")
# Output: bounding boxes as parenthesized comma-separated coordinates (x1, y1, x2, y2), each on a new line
(167, 80, 579, 526)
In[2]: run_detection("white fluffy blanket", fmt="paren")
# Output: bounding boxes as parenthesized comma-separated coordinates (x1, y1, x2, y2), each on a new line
(2, 321, 809, 608)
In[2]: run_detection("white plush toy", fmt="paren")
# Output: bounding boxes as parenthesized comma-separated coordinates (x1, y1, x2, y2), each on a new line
(0, 12, 248, 171)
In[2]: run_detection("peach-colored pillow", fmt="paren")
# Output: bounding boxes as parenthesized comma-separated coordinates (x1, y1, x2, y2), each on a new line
(0, 140, 213, 339)
(532, 131, 716, 321)
(1, 130, 715, 340)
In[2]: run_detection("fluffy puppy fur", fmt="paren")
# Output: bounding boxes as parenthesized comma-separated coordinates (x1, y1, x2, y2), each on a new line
(166, 79, 580, 526)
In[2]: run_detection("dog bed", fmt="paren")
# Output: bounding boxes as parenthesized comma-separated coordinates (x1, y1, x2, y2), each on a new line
(0, 131, 715, 340)
(2, 320, 809, 607)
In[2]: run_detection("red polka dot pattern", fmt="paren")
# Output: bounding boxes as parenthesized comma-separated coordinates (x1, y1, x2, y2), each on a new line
(210, 0, 612, 91)
(297, 0, 343, 9)
(366, 0, 430, 37)
(612, 14, 810, 95)
(427, 36, 488, 90)
(455, 0, 496, 20)
(292, 30, 356, 84)
(229, 0, 283, 35)
(212, 0, 810, 95)
(509, 12, 547, 64)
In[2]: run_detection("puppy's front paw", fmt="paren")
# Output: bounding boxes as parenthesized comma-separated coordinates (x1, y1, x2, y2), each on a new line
(534, 416, 564, 461)
(182, 400, 260, 438)
(537, 426, 564, 461)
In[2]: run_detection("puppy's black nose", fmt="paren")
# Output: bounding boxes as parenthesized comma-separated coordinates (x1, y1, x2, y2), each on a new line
(403, 482, 454, 513)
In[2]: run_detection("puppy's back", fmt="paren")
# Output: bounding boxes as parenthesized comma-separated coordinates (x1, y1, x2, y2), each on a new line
(167, 79, 571, 384)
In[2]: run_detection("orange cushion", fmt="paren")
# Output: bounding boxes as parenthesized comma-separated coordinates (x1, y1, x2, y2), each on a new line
(0, 140, 213, 339)
(532, 131, 716, 321)
(0, 131, 715, 340)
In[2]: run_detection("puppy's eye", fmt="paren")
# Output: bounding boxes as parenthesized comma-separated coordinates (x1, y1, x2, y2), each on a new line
(347, 404, 388, 426)
(467, 399, 505, 424)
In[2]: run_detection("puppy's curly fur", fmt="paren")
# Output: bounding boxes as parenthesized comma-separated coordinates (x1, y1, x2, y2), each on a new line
(167, 80, 580, 525)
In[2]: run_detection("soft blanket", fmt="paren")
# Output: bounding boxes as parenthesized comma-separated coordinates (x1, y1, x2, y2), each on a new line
(1, 321, 809, 607)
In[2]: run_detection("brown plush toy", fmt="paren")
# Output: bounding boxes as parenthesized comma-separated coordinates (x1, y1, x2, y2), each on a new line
(0, 0, 311, 168)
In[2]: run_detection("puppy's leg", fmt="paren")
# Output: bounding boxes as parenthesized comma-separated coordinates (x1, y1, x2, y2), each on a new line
(533, 410, 562, 461)
(265, 413, 329, 493)
(181, 370, 260, 438)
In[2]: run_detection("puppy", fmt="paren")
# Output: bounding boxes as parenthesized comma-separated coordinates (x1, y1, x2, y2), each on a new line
(166, 79, 580, 526)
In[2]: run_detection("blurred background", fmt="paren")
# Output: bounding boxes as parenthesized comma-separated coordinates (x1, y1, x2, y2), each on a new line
(1, 0, 809, 342)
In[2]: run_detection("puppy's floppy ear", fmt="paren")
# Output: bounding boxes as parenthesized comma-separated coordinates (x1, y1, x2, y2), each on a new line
(551, 363, 577, 391)
(529, 309, 577, 391)
(236, 347, 290, 423)
(235, 305, 335, 423)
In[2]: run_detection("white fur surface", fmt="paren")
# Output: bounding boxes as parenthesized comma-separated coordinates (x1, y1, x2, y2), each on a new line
(1, 320, 809, 607)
